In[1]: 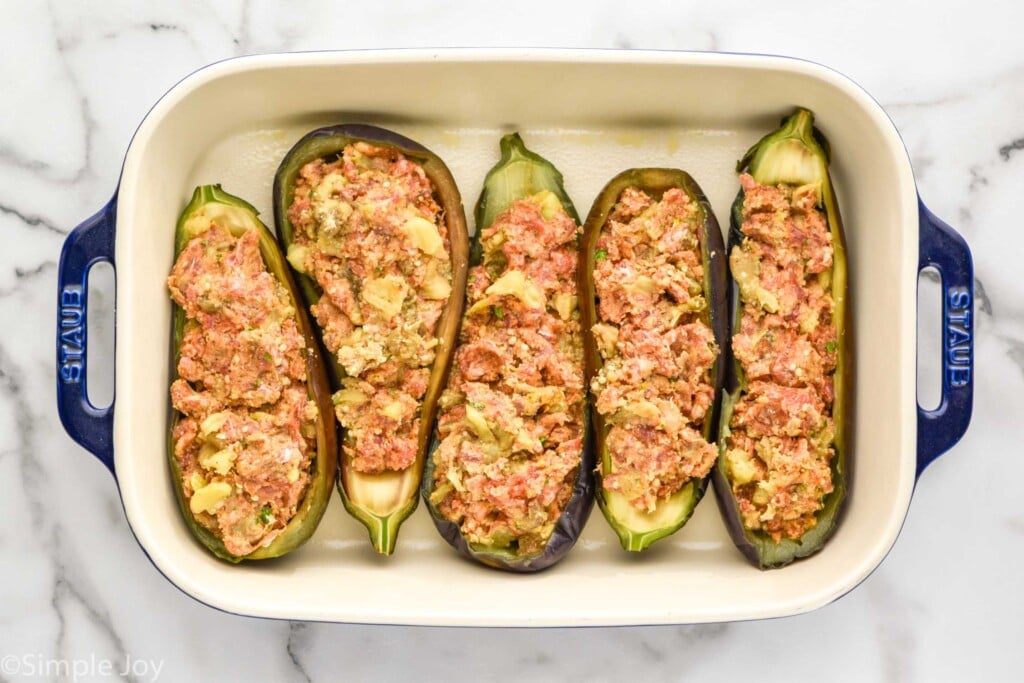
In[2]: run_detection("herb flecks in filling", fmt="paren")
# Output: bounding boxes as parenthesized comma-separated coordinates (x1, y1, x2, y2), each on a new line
(288, 142, 452, 474)
(168, 224, 317, 557)
(727, 173, 837, 542)
(590, 187, 718, 513)
(431, 193, 584, 556)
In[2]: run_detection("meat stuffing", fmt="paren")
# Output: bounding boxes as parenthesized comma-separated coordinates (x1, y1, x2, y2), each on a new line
(287, 142, 453, 474)
(168, 223, 317, 557)
(430, 192, 584, 555)
(589, 187, 719, 513)
(725, 174, 837, 542)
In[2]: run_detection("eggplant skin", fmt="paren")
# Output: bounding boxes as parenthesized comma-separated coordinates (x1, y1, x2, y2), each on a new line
(713, 108, 852, 569)
(421, 133, 595, 573)
(423, 433, 595, 573)
(273, 125, 469, 555)
(168, 185, 337, 563)
(580, 169, 728, 552)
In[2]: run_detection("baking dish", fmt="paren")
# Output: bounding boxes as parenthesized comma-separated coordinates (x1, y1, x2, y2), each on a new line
(55, 49, 973, 626)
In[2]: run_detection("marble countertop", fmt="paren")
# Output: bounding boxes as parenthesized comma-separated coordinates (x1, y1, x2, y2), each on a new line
(4, 1, 1019, 681)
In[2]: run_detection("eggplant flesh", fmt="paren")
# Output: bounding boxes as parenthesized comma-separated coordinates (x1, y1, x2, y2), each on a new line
(422, 133, 595, 572)
(273, 125, 469, 555)
(580, 169, 728, 552)
(168, 185, 337, 562)
(714, 108, 851, 569)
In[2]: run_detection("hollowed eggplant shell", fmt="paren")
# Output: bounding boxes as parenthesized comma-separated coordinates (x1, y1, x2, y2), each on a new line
(168, 185, 337, 562)
(713, 108, 853, 569)
(421, 133, 595, 572)
(580, 169, 729, 552)
(273, 125, 469, 555)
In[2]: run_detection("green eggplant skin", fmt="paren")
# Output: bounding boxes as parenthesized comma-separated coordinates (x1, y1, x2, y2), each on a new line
(474, 134, 582, 229)
(273, 125, 469, 555)
(422, 133, 596, 573)
(168, 185, 337, 563)
(714, 108, 852, 569)
(580, 169, 728, 552)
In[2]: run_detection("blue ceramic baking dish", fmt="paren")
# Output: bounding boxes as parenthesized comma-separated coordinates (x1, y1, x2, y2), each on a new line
(56, 50, 972, 625)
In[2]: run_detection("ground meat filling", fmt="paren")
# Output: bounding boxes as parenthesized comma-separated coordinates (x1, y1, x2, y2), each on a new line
(430, 192, 584, 555)
(287, 142, 452, 474)
(589, 187, 719, 513)
(168, 225, 317, 557)
(726, 173, 838, 542)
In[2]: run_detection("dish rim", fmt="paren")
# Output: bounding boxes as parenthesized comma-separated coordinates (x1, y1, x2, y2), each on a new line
(110, 48, 919, 626)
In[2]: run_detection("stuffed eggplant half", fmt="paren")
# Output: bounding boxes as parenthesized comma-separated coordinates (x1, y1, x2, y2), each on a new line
(274, 125, 469, 555)
(581, 170, 728, 552)
(167, 185, 336, 562)
(423, 133, 595, 572)
(715, 108, 851, 569)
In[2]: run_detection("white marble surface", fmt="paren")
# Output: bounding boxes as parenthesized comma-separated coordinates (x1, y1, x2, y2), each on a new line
(2, 0, 1019, 681)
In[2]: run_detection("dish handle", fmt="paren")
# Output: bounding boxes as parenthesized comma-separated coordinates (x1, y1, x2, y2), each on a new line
(916, 199, 973, 476)
(56, 194, 117, 476)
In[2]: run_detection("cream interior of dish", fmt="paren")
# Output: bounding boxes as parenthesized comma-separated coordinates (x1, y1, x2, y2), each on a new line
(114, 55, 916, 625)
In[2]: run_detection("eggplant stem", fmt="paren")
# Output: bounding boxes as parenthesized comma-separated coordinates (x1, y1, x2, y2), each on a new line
(369, 517, 397, 556)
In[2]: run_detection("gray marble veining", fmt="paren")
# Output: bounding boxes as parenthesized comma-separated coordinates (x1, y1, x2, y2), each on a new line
(2, 1, 1021, 681)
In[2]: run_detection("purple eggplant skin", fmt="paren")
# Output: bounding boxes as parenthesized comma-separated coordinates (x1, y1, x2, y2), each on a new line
(423, 433, 595, 573)
(273, 125, 470, 555)
(421, 133, 595, 573)
(713, 108, 852, 569)
(580, 169, 728, 552)
(168, 185, 338, 562)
